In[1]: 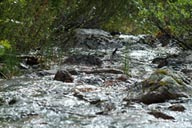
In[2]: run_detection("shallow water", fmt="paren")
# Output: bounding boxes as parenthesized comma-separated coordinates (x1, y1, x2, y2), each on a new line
(1, 77, 192, 128)
(0, 31, 191, 128)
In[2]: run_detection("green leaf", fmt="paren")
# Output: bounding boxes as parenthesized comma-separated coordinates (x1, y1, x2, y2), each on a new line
(0, 40, 11, 49)
(0, 45, 5, 56)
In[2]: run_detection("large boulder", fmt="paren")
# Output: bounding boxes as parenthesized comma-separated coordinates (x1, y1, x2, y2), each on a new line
(64, 54, 103, 66)
(74, 29, 123, 49)
(139, 69, 192, 104)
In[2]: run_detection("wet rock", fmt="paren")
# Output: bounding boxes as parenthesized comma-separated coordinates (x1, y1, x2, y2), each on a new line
(54, 70, 74, 83)
(148, 110, 175, 120)
(64, 54, 103, 66)
(110, 31, 121, 36)
(152, 57, 168, 68)
(8, 98, 17, 105)
(152, 54, 179, 68)
(117, 74, 128, 81)
(80, 68, 124, 74)
(139, 69, 192, 104)
(74, 29, 122, 49)
(74, 85, 98, 93)
(83, 76, 104, 85)
(153, 51, 191, 73)
(73, 91, 103, 104)
(68, 69, 79, 75)
(19, 56, 40, 66)
(26, 56, 39, 65)
(73, 87, 108, 105)
(36, 70, 55, 76)
(96, 102, 116, 115)
(185, 53, 192, 63)
(140, 91, 185, 105)
(73, 91, 84, 100)
(181, 69, 192, 79)
(168, 104, 186, 112)
(0, 98, 5, 106)
(156, 29, 172, 46)
(104, 80, 118, 87)
(139, 35, 157, 47)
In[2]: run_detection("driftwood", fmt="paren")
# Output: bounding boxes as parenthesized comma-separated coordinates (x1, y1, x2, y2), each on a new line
(43, 68, 124, 76)
(78, 68, 124, 74)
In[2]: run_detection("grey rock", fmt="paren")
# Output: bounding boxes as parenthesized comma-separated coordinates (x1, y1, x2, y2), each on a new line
(139, 69, 192, 104)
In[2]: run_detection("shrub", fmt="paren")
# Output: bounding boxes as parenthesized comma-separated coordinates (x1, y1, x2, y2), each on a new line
(136, 0, 192, 49)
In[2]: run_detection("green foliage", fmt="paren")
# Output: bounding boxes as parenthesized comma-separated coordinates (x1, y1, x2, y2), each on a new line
(0, 40, 19, 79)
(1, 0, 191, 50)
(122, 45, 130, 76)
(51, 0, 139, 46)
(0, 46, 5, 56)
(0, 40, 11, 56)
(0, 0, 54, 52)
(136, 0, 192, 48)
(0, 0, 55, 77)
(0, 0, 191, 78)
(154, 69, 169, 75)
(0, 40, 11, 49)
(0, 51, 19, 79)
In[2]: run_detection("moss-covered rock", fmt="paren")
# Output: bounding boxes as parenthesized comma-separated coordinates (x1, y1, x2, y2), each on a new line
(139, 69, 192, 104)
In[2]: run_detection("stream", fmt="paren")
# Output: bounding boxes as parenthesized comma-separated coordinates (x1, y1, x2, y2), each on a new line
(0, 29, 192, 128)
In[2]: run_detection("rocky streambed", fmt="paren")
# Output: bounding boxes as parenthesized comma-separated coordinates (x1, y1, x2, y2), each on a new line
(0, 29, 192, 128)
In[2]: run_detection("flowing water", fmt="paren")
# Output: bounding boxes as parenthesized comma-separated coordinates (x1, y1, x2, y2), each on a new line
(0, 31, 191, 128)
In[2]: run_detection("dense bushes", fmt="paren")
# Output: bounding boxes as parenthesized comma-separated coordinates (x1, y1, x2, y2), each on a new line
(51, 0, 137, 47)
(1, 0, 191, 51)
(0, 0, 191, 77)
(0, 0, 53, 52)
(136, 0, 192, 49)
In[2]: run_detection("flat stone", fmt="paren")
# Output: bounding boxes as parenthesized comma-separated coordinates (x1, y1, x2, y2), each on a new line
(148, 110, 175, 120)
(168, 104, 186, 112)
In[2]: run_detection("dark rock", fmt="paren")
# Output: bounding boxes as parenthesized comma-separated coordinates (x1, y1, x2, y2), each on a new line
(73, 92, 84, 100)
(117, 74, 128, 81)
(152, 54, 178, 68)
(168, 104, 186, 112)
(181, 69, 192, 79)
(79, 68, 124, 74)
(148, 110, 175, 120)
(68, 69, 79, 75)
(74, 29, 123, 49)
(140, 89, 187, 105)
(110, 31, 121, 36)
(8, 98, 17, 105)
(0, 98, 5, 106)
(26, 56, 39, 65)
(54, 70, 74, 83)
(139, 35, 157, 47)
(96, 102, 116, 115)
(152, 57, 168, 68)
(64, 54, 103, 66)
(73, 91, 102, 104)
(139, 69, 192, 104)
(37, 70, 54, 76)
(83, 77, 103, 85)
(156, 30, 172, 46)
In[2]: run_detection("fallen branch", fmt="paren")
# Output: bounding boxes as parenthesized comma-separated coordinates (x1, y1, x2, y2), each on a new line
(79, 68, 124, 74)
